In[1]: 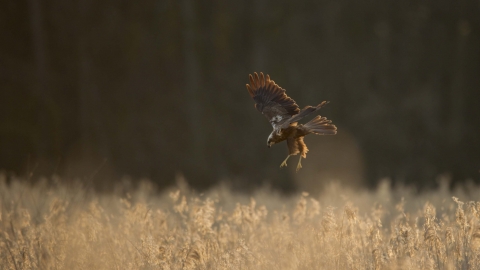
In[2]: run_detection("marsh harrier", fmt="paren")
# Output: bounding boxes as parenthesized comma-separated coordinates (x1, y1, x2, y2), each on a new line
(246, 72, 337, 171)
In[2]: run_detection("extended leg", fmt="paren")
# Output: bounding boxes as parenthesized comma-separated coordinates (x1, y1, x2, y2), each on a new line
(296, 156, 303, 172)
(280, 155, 291, 168)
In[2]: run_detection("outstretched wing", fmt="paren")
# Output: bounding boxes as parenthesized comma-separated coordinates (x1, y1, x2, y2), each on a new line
(246, 72, 300, 128)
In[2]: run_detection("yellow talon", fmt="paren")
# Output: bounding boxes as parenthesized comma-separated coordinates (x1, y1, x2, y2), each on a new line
(296, 156, 303, 172)
(280, 155, 291, 168)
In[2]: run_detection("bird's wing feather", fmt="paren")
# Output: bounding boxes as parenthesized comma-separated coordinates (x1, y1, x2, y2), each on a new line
(247, 72, 300, 128)
(280, 101, 329, 129)
(301, 115, 337, 135)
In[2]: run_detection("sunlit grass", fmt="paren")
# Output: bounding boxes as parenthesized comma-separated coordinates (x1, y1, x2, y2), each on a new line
(1, 173, 480, 269)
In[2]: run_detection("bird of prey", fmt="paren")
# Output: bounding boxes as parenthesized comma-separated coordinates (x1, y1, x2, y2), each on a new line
(246, 72, 337, 171)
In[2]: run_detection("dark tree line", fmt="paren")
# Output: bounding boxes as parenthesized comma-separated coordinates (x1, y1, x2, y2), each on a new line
(1, 0, 479, 190)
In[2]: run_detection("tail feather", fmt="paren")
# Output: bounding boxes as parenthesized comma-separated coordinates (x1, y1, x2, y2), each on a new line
(303, 115, 337, 135)
(281, 101, 329, 128)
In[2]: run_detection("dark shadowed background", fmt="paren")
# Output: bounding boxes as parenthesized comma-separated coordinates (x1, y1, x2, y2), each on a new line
(1, 0, 479, 192)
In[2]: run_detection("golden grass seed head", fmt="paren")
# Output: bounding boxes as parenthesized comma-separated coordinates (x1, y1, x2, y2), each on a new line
(321, 206, 336, 233)
(174, 196, 188, 215)
(470, 227, 480, 250)
(467, 201, 478, 218)
(193, 198, 215, 234)
(424, 226, 437, 246)
(169, 190, 180, 202)
(344, 203, 357, 224)
(456, 207, 466, 229)
(307, 198, 320, 219)
(293, 195, 307, 224)
(445, 227, 455, 245)
(423, 202, 437, 225)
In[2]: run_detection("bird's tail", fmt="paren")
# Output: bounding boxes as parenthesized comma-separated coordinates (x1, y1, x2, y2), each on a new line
(281, 101, 329, 128)
(303, 115, 337, 135)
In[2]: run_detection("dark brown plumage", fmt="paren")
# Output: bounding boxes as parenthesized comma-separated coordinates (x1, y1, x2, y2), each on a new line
(246, 72, 337, 171)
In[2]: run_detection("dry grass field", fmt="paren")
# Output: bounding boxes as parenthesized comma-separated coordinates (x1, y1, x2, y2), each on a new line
(1, 174, 480, 269)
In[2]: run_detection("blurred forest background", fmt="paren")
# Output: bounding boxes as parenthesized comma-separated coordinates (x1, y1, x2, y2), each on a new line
(1, 0, 479, 192)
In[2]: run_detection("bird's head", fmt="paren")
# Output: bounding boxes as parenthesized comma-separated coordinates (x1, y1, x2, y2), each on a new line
(267, 137, 275, 148)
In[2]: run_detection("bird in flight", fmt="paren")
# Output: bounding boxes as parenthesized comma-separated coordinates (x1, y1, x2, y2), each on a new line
(246, 72, 337, 171)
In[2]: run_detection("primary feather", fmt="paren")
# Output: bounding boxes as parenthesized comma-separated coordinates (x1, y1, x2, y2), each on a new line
(246, 72, 300, 129)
